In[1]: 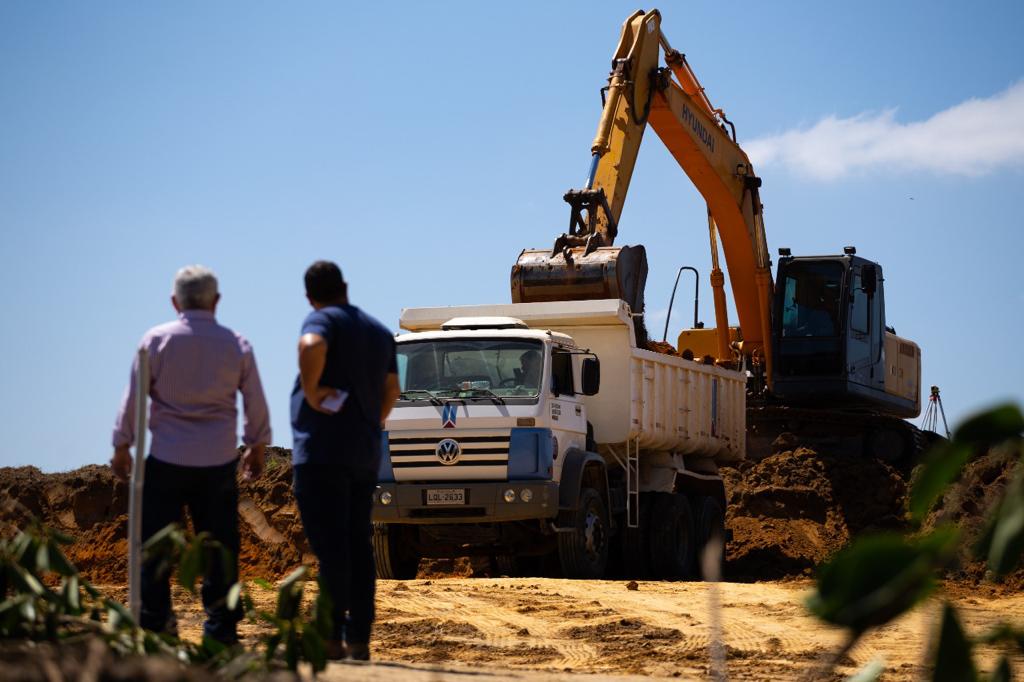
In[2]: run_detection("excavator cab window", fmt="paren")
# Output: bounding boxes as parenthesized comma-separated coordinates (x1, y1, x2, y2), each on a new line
(780, 262, 843, 338)
(851, 273, 869, 334)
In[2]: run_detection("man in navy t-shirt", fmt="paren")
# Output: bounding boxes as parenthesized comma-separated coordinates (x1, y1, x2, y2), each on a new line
(290, 260, 400, 661)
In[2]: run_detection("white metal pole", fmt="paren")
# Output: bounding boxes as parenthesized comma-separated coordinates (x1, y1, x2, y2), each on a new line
(128, 347, 149, 622)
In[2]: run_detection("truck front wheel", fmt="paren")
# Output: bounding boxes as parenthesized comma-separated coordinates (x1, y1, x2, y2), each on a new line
(558, 487, 609, 579)
(372, 523, 419, 580)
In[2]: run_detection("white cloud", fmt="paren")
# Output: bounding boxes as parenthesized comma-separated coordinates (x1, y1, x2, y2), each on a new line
(745, 81, 1024, 181)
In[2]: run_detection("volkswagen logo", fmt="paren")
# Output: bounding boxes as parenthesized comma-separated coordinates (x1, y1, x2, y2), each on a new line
(435, 438, 461, 465)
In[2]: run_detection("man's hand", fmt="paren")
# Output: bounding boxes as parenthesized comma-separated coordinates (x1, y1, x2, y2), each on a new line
(305, 385, 339, 414)
(241, 444, 266, 481)
(110, 446, 132, 482)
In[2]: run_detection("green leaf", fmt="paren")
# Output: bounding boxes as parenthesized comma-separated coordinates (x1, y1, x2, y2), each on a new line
(264, 632, 282, 661)
(19, 598, 36, 622)
(808, 528, 957, 633)
(846, 659, 884, 681)
(284, 629, 300, 671)
(35, 543, 50, 573)
(989, 656, 1011, 682)
(62, 575, 81, 613)
(953, 404, 1024, 446)
(302, 626, 328, 673)
(252, 578, 274, 591)
(313, 580, 334, 638)
(931, 602, 976, 682)
(910, 442, 972, 521)
(47, 545, 77, 578)
(50, 529, 74, 545)
(177, 538, 205, 594)
(276, 566, 308, 621)
(11, 532, 32, 561)
(219, 546, 237, 585)
(142, 523, 185, 562)
(226, 582, 242, 612)
(979, 468, 1024, 578)
(13, 564, 45, 596)
(200, 634, 228, 658)
(104, 598, 135, 629)
(280, 566, 308, 592)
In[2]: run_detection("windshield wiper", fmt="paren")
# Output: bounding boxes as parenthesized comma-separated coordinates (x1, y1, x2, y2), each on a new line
(461, 389, 506, 405)
(398, 390, 442, 405)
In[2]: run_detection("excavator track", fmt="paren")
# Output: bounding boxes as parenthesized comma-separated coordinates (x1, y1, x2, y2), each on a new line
(745, 402, 942, 469)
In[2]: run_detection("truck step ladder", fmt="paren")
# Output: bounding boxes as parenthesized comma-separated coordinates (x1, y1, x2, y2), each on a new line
(626, 437, 640, 529)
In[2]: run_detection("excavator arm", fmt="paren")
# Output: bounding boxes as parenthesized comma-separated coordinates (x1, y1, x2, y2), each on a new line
(511, 9, 774, 377)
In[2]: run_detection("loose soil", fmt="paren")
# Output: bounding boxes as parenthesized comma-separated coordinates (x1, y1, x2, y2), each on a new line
(2, 441, 1021, 680)
(1, 441, 1019, 586)
(165, 577, 1023, 681)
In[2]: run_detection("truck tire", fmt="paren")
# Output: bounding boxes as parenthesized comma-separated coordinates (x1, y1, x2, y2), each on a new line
(649, 493, 695, 579)
(372, 523, 419, 580)
(694, 496, 726, 580)
(558, 487, 609, 579)
(618, 492, 652, 578)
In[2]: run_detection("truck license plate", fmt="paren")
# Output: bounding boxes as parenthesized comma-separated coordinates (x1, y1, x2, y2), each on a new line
(426, 488, 466, 505)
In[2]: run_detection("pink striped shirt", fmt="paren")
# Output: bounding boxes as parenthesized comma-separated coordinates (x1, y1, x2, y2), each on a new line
(112, 310, 272, 467)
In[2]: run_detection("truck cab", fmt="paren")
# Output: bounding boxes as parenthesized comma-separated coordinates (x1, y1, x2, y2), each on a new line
(372, 316, 600, 578)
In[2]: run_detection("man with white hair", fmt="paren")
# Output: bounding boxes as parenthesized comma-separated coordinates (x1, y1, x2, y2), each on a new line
(111, 264, 271, 644)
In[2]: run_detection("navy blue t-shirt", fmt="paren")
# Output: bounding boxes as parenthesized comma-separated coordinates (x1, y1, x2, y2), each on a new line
(290, 304, 397, 470)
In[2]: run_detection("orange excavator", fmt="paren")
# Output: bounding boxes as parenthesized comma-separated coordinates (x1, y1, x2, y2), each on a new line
(510, 9, 927, 459)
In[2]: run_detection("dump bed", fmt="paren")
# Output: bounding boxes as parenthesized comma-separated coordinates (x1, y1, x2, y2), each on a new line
(400, 299, 745, 463)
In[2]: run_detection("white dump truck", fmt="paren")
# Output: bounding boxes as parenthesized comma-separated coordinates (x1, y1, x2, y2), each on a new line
(371, 299, 745, 579)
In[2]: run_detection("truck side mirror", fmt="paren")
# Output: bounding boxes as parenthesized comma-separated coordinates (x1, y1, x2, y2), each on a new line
(862, 264, 878, 296)
(581, 357, 600, 396)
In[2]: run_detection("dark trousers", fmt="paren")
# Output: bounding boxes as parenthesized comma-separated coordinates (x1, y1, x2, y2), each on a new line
(293, 463, 377, 643)
(140, 456, 241, 643)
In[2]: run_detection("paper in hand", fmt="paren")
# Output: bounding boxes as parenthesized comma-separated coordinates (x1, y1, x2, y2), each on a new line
(320, 389, 349, 414)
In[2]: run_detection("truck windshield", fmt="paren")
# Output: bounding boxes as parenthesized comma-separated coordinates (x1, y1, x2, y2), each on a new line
(396, 339, 544, 401)
(780, 262, 844, 338)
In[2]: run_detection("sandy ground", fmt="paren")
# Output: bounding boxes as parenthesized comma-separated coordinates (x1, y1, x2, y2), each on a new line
(133, 577, 1024, 681)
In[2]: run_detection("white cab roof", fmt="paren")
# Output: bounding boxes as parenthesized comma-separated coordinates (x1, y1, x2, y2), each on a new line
(400, 299, 633, 332)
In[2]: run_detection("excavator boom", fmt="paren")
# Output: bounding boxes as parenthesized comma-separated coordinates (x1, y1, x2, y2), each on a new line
(510, 9, 774, 374)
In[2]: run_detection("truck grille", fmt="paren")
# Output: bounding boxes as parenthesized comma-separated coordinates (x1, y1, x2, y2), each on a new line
(389, 431, 510, 481)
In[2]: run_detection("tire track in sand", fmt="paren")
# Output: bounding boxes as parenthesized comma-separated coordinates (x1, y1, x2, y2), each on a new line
(378, 581, 601, 670)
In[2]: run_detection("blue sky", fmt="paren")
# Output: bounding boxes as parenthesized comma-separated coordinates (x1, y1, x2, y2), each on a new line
(2, 2, 1022, 472)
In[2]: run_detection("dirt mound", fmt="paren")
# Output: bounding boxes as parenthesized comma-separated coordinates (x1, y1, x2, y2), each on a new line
(722, 444, 908, 579)
(0, 448, 309, 584)
(3, 441, 1017, 585)
(924, 444, 1023, 589)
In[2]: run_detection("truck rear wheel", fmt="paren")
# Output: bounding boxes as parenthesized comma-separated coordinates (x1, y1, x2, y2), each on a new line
(649, 493, 695, 579)
(558, 487, 609, 579)
(694, 496, 726, 580)
(372, 523, 419, 580)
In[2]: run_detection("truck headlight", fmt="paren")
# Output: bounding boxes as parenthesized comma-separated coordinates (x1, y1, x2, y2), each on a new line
(379, 490, 393, 505)
(520, 488, 533, 503)
(503, 489, 516, 503)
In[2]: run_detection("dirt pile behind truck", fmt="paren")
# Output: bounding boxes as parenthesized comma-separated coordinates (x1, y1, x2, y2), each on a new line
(1, 443, 1018, 584)
(721, 442, 908, 579)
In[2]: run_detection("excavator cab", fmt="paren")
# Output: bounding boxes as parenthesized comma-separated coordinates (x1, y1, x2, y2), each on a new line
(771, 249, 919, 418)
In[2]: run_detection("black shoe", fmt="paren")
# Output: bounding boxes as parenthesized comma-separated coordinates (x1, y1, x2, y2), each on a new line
(345, 642, 370, 661)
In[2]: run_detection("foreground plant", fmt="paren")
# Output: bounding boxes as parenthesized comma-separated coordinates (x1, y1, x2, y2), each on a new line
(0, 514, 330, 677)
(808, 403, 1024, 681)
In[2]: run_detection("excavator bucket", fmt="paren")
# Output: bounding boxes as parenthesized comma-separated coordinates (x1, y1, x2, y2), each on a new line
(510, 244, 649, 320)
